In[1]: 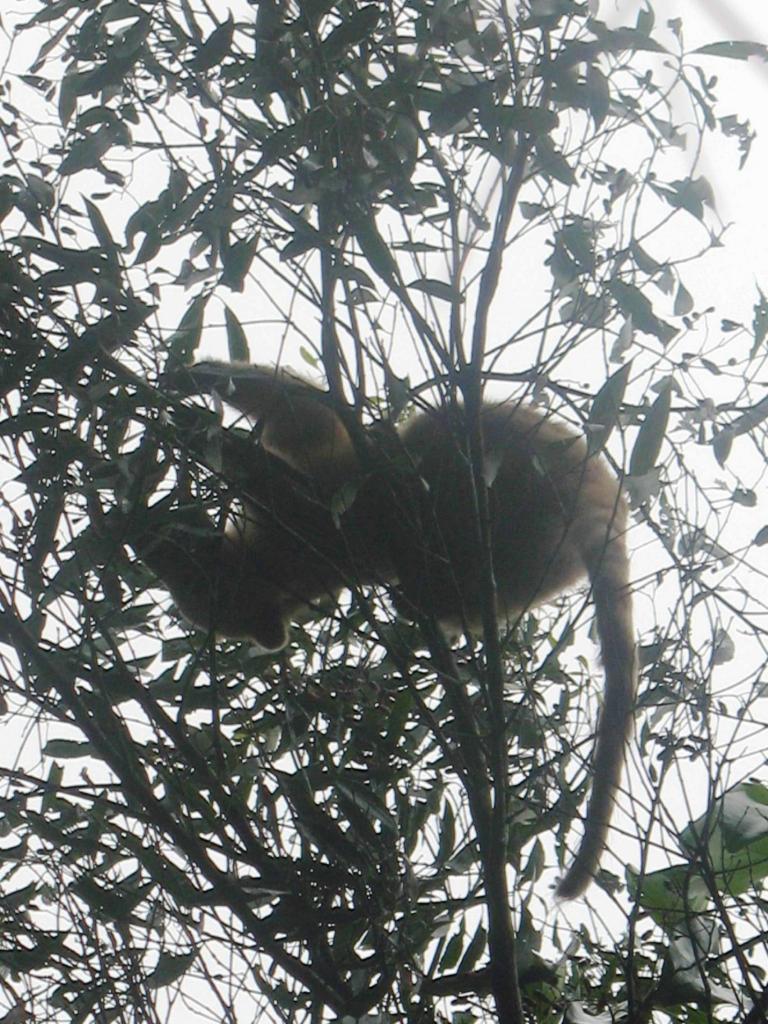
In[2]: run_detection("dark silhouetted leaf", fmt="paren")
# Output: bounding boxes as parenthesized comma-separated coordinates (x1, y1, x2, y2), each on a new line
(147, 950, 197, 989)
(630, 386, 671, 475)
(167, 293, 208, 362)
(694, 41, 768, 61)
(192, 15, 234, 71)
(712, 427, 733, 466)
(224, 306, 250, 362)
(321, 6, 380, 60)
(407, 278, 463, 303)
(610, 280, 677, 343)
(587, 362, 631, 452)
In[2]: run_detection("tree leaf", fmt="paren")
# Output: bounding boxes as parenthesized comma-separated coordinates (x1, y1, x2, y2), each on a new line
(673, 281, 693, 316)
(192, 15, 234, 71)
(430, 82, 492, 135)
(354, 214, 398, 285)
(221, 235, 259, 292)
(751, 286, 768, 357)
(681, 782, 768, 895)
(587, 362, 631, 452)
(166, 293, 208, 363)
(534, 136, 576, 185)
(694, 41, 768, 61)
(43, 739, 94, 759)
(610, 280, 677, 343)
(585, 63, 610, 127)
(629, 386, 671, 475)
(147, 950, 197, 989)
(731, 488, 756, 508)
(457, 923, 487, 974)
(407, 278, 463, 303)
(224, 306, 249, 362)
(321, 6, 380, 60)
(84, 198, 118, 255)
(712, 427, 733, 467)
(493, 105, 559, 135)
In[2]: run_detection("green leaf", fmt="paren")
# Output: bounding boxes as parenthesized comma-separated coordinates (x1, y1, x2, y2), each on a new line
(354, 214, 398, 285)
(336, 782, 397, 833)
(660, 176, 715, 220)
(519, 201, 548, 219)
(694, 40, 768, 61)
(280, 226, 323, 262)
(658, 925, 738, 1008)
(58, 73, 78, 126)
(534, 136, 576, 186)
(84, 198, 118, 255)
(680, 782, 768, 895)
(436, 802, 456, 867)
(712, 427, 733, 467)
(299, 346, 318, 368)
(751, 287, 768, 357)
(729, 394, 768, 436)
(585, 63, 610, 127)
(587, 362, 631, 452)
(610, 315, 634, 361)
(221, 235, 259, 291)
(430, 82, 492, 135)
(627, 863, 709, 930)
(732, 488, 757, 509)
(629, 386, 671, 475)
(330, 479, 361, 528)
(439, 926, 466, 972)
(631, 241, 663, 276)
(589, 19, 666, 55)
(224, 306, 250, 362)
(383, 690, 413, 744)
(25, 0, 81, 25)
(133, 226, 161, 264)
(636, 6, 654, 34)
(524, 0, 585, 30)
(610, 280, 677, 343)
(73, 873, 147, 921)
(407, 278, 463, 303)
(673, 281, 694, 316)
(493, 105, 559, 135)
(164, 181, 210, 233)
(457, 923, 487, 974)
(166, 293, 208, 363)
(321, 6, 380, 60)
(192, 15, 234, 71)
(43, 739, 94, 759)
(147, 950, 197, 989)
(59, 129, 113, 176)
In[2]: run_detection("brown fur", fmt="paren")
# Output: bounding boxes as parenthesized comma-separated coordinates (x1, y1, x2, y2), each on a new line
(135, 363, 636, 897)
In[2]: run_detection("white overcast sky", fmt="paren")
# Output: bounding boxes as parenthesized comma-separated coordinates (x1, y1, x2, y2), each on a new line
(617, 1, 768, 320)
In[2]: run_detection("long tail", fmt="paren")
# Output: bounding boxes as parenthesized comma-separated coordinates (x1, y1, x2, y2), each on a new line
(556, 512, 636, 899)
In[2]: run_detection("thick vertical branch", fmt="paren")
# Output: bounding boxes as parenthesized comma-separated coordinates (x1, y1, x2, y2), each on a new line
(422, 623, 524, 1024)
(458, 135, 534, 1024)
(468, 142, 532, 377)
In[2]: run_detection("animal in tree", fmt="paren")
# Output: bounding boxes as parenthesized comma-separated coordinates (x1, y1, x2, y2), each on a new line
(129, 362, 636, 898)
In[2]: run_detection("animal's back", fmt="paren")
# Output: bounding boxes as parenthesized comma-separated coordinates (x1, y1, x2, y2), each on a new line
(398, 401, 625, 629)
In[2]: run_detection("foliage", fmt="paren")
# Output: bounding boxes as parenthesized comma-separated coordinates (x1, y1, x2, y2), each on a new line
(0, 1, 767, 1022)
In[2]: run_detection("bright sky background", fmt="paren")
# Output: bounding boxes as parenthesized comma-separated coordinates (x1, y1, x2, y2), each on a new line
(627, 1, 768, 319)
